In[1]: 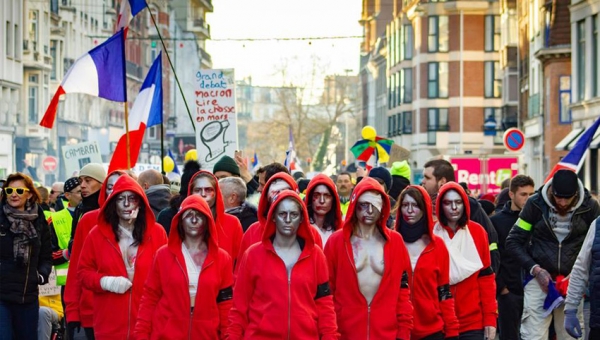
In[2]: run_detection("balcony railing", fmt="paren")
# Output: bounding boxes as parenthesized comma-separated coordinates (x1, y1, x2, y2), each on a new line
(199, 47, 212, 64)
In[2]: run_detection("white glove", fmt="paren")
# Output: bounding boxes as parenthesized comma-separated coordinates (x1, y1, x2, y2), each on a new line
(100, 276, 132, 294)
(484, 326, 496, 340)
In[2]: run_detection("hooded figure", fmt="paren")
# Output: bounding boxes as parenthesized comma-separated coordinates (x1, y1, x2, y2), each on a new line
(323, 177, 413, 339)
(236, 173, 323, 268)
(433, 182, 497, 338)
(64, 169, 127, 335)
(395, 185, 459, 339)
(187, 170, 243, 262)
(304, 174, 343, 246)
(78, 175, 167, 339)
(228, 191, 338, 339)
(135, 196, 233, 339)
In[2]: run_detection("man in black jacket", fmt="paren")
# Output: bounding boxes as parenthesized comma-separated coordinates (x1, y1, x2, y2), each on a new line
(220, 176, 258, 232)
(421, 159, 500, 273)
(490, 175, 534, 340)
(506, 169, 600, 340)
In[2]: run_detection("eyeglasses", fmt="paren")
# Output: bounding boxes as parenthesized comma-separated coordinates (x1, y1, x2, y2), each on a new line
(50, 190, 63, 195)
(5, 187, 30, 195)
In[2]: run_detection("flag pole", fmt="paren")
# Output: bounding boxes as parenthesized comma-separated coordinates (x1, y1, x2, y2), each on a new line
(160, 122, 165, 175)
(145, 4, 196, 132)
(124, 102, 131, 169)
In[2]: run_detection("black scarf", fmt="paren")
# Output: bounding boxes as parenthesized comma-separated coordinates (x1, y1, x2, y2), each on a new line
(3, 203, 39, 265)
(399, 216, 428, 243)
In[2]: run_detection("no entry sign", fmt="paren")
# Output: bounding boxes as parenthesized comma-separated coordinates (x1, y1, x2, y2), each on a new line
(503, 128, 525, 152)
(42, 156, 58, 173)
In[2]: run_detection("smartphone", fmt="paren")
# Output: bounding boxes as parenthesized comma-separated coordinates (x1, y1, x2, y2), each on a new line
(235, 150, 243, 159)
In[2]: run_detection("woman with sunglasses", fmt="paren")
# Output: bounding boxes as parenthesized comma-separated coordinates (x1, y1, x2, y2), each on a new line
(0, 173, 52, 340)
(78, 175, 167, 339)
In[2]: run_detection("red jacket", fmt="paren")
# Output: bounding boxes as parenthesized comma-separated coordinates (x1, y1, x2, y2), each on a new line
(227, 191, 338, 339)
(135, 195, 233, 340)
(324, 177, 413, 340)
(395, 185, 459, 339)
(187, 171, 243, 262)
(435, 182, 497, 333)
(304, 174, 343, 240)
(78, 175, 167, 339)
(236, 173, 322, 270)
(64, 170, 127, 326)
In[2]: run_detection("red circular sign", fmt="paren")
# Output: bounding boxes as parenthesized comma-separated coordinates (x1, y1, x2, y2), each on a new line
(42, 156, 58, 173)
(503, 128, 526, 152)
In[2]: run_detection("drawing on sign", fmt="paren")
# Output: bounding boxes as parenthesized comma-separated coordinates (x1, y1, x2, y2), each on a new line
(200, 120, 233, 162)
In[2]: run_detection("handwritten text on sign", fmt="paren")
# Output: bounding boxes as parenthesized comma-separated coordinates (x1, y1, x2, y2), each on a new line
(194, 69, 238, 169)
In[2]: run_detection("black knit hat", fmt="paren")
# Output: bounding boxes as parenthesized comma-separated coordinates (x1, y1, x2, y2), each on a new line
(64, 177, 80, 193)
(552, 169, 578, 198)
(368, 167, 392, 193)
(180, 160, 202, 196)
(213, 156, 240, 177)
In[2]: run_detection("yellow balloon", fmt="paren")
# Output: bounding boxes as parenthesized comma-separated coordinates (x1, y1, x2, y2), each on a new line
(185, 149, 198, 161)
(163, 156, 175, 173)
(361, 126, 377, 141)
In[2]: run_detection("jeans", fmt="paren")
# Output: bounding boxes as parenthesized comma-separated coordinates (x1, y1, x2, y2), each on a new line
(498, 291, 523, 340)
(459, 329, 484, 340)
(38, 306, 60, 340)
(0, 299, 39, 340)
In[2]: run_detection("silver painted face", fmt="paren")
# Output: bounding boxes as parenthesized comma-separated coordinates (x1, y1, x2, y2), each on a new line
(356, 192, 382, 226)
(181, 209, 207, 239)
(115, 190, 140, 221)
(401, 194, 423, 224)
(272, 198, 303, 237)
(192, 177, 216, 208)
(441, 190, 464, 224)
(267, 180, 291, 203)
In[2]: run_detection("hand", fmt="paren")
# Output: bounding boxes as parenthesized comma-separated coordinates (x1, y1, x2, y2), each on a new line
(533, 267, 551, 293)
(234, 154, 252, 182)
(564, 309, 582, 338)
(356, 166, 367, 178)
(100, 276, 133, 294)
(500, 287, 510, 295)
(67, 321, 81, 333)
(484, 326, 496, 340)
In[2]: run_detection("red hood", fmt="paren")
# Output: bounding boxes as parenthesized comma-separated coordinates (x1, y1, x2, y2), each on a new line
(187, 170, 226, 223)
(97, 174, 156, 232)
(168, 195, 219, 254)
(304, 173, 342, 230)
(99, 170, 127, 206)
(395, 185, 435, 237)
(435, 182, 471, 229)
(342, 177, 391, 240)
(257, 172, 298, 226)
(262, 190, 315, 249)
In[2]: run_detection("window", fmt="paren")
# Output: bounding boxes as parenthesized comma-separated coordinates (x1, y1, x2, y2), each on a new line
(392, 73, 397, 108)
(403, 24, 413, 60)
(388, 116, 394, 137)
(485, 61, 502, 98)
(428, 62, 449, 98)
(484, 108, 503, 144)
(485, 15, 500, 52)
(402, 68, 413, 103)
(428, 16, 449, 52)
(6, 21, 12, 57)
(148, 126, 156, 139)
(28, 86, 38, 123)
(50, 40, 57, 80)
(392, 115, 397, 136)
(14, 24, 19, 59)
(388, 75, 393, 109)
(396, 71, 401, 106)
(593, 16, 598, 97)
(403, 111, 412, 134)
(29, 11, 38, 50)
(577, 20, 586, 101)
(428, 108, 449, 131)
(559, 76, 572, 124)
(396, 113, 403, 135)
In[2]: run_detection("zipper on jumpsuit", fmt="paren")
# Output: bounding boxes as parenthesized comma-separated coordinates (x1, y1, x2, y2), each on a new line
(345, 240, 375, 339)
(175, 257, 195, 340)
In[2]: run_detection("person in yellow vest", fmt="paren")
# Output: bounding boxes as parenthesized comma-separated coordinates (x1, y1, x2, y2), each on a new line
(47, 177, 82, 286)
(335, 172, 354, 219)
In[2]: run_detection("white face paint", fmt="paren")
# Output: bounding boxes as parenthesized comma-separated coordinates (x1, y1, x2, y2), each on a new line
(115, 190, 140, 222)
(267, 180, 291, 202)
(441, 190, 465, 224)
(192, 176, 216, 208)
(181, 209, 207, 239)
(272, 198, 303, 238)
(401, 194, 423, 224)
(105, 174, 121, 197)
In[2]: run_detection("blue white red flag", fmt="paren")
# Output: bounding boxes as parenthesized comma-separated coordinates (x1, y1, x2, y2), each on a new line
(167, 149, 181, 174)
(40, 29, 126, 129)
(284, 126, 302, 172)
(117, 0, 147, 33)
(108, 52, 162, 172)
(545, 117, 600, 182)
(251, 152, 259, 171)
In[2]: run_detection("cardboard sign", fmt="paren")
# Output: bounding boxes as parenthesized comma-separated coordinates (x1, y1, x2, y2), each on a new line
(387, 144, 411, 163)
(450, 157, 519, 195)
(194, 69, 238, 170)
(39, 268, 61, 296)
(62, 141, 103, 177)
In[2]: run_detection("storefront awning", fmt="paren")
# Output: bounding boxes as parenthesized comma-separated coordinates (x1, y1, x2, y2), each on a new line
(570, 128, 600, 150)
(555, 128, 584, 151)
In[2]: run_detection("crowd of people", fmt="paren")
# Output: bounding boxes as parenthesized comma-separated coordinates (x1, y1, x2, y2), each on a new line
(0, 155, 599, 340)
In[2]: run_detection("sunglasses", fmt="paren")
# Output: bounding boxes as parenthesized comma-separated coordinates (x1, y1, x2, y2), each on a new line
(4, 187, 30, 195)
(50, 190, 63, 195)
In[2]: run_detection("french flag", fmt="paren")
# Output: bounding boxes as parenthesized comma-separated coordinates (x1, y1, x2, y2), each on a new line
(545, 116, 600, 182)
(40, 29, 126, 129)
(108, 52, 163, 172)
(117, 0, 147, 32)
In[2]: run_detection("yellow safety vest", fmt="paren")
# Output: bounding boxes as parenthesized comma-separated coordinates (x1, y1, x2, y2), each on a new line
(51, 208, 73, 286)
(43, 210, 52, 220)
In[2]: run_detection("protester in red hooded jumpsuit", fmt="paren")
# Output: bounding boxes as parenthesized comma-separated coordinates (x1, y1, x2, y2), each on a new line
(304, 173, 343, 246)
(324, 177, 413, 339)
(78, 175, 167, 339)
(395, 185, 459, 339)
(135, 195, 233, 339)
(228, 191, 338, 339)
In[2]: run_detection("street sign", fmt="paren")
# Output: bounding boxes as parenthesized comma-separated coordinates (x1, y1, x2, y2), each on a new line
(503, 128, 525, 152)
(42, 156, 58, 173)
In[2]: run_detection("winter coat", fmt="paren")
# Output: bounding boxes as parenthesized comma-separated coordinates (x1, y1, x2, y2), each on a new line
(0, 204, 52, 304)
(467, 196, 500, 274)
(324, 177, 414, 340)
(145, 184, 171, 219)
(490, 200, 524, 295)
(506, 178, 600, 278)
(227, 191, 338, 339)
(135, 195, 233, 340)
(78, 175, 167, 339)
(187, 171, 243, 262)
(226, 202, 258, 232)
(395, 185, 459, 339)
(69, 189, 100, 252)
(435, 182, 497, 334)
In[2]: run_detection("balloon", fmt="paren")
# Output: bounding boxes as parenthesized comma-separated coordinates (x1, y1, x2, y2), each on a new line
(361, 126, 377, 141)
(163, 156, 175, 173)
(185, 149, 198, 161)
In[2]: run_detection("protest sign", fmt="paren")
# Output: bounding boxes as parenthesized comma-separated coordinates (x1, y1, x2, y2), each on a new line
(62, 141, 103, 177)
(450, 157, 519, 195)
(39, 268, 61, 296)
(194, 69, 238, 169)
